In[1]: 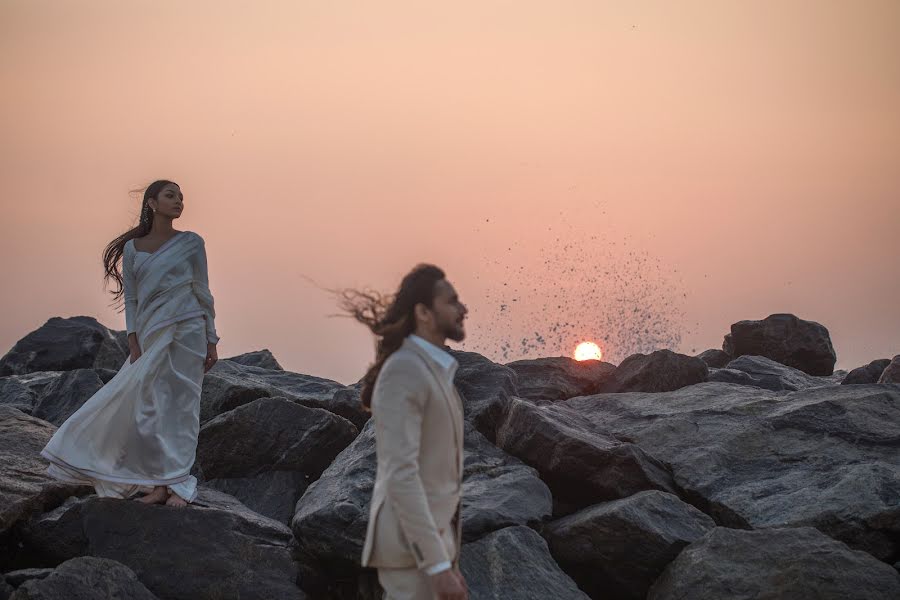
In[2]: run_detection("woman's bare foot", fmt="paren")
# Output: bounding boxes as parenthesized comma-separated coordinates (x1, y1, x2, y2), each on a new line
(165, 491, 188, 508)
(135, 486, 168, 505)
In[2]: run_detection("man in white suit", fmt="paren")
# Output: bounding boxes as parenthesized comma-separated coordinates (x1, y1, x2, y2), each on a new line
(352, 264, 468, 600)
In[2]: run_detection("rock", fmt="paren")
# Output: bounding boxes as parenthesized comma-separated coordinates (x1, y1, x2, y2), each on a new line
(505, 357, 616, 402)
(495, 397, 677, 515)
(0, 317, 127, 376)
(197, 397, 357, 481)
(459, 526, 588, 600)
(648, 527, 900, 600)
(709, 355, 827, 392)
(564, 382, 900, 561)
(877, 355, 900, 384)
(724, 313, 837, 376)
(3, 569, 53, 587)
(204, 470, 308, 525)
(298, 386, 369, 431)
(543, 490, 715, 599)
(16, 488, 304, 600)
(842, 359, 891, 385)
(0, 407, 88, 535)
(451, 350, 518, 441)
(0, 579, 12, 600)
(0, 378, 38, 414)
(291, 421, 551, 596)
(9, 557, 159, 600)
(695, 349, 731, 369)
(224, 349, 283, 370)
(30, 370, 104, 427)
(200, 361, 348, 424)
(91, 330, 130, 372)
(597, 350, 708, 393)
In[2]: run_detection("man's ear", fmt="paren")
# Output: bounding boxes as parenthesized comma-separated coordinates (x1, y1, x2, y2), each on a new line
(413, 302, 429, 326)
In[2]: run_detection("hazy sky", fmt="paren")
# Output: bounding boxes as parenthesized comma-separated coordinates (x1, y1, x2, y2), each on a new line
(2, 1, 898, 383)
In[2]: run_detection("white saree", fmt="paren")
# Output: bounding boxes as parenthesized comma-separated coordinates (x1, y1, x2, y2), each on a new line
(42, 231, 219, 502)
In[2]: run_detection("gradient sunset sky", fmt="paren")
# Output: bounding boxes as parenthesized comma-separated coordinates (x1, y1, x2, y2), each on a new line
(2, 1, 898, 383)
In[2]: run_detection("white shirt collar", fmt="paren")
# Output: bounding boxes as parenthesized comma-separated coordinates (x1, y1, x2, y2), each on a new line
(409, 334, 458, 379)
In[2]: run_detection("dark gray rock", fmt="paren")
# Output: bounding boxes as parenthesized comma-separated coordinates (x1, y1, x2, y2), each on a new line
(505, 357, 616, 401)
(3, 569, 53, 587)
(459, 526, 588, 600)
(0, 579, 12, 600)
(544, 490, 715, 599)
(223, 349, 283, 370)
(496, 397, 677, 515)
(0, 317, 127, 376)
(0, 378, 38, 414)
(451, 350, 518, 441)
(709, 355, 828, 392)
(197, 397, 357, 481)
(16, 488, 304, 600)
(291, 420, 551, 596)
(564, 382, 900, 561)
(200, 361, 348, 424)
(30, 370, 104, 427)
(648, 527, 900, 600)
(205, 470, 309, 526)
(725, 313, 837, 376)
(842, 359, 891, 385)
(9, 557, 159, 600)
(695, 349, 731, 369)
(298, 386, 369, 431)
(878, 355, 900, 384)
(0, 407, 88, 534)
(597, 350, 708, 393)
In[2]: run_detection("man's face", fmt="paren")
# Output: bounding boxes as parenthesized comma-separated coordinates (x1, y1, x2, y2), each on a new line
(428, 279, 468, 342)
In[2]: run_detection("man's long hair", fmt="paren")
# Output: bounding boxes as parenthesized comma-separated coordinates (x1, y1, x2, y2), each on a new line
(341, 264, 446, 409)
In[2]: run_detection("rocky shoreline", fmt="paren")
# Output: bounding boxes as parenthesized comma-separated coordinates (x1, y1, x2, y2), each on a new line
(1, 313, 898, 599)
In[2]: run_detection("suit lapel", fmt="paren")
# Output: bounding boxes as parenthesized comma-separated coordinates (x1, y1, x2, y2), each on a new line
(403, 338, 464, 471)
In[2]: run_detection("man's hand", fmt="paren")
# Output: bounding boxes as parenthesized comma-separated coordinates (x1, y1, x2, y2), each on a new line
(204, 342, 218, 373)
(430, 569, 467, 600)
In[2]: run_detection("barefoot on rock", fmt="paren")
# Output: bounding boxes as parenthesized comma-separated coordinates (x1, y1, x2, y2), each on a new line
(135, 486, 169, 505)
(166, 491, 188, 508)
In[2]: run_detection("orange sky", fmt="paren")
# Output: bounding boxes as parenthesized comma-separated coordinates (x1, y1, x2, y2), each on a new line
(1, 1, 898, 383)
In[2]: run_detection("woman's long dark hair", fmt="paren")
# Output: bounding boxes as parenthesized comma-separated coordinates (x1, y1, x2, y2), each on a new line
(102, 180, 177, 307)
(340, 264, 446, 409)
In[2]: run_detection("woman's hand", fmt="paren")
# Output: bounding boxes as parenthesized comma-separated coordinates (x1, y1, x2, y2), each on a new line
(204, 342, 218, 373)
(128, 334, 142, 364)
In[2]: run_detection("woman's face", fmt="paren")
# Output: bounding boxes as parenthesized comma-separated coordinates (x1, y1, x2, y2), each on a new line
(149, 183, 184, 220)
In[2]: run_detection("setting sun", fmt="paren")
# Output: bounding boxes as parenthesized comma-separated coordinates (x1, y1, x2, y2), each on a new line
(574, 341, 603, 362)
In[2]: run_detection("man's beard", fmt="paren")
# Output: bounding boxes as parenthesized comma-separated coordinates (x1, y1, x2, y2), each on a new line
(441, 319, 466, 342)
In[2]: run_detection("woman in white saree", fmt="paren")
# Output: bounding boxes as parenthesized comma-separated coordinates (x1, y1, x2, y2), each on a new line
(42, 180, 219, 507)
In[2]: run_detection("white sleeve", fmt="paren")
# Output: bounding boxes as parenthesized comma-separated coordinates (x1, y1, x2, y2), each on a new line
(122, 241, 138, 335)
(190, 234, 220, 344)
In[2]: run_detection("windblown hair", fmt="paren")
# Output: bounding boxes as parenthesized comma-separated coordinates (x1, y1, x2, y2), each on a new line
(341, 264, 446, 409)
(102, 180, 177, 307)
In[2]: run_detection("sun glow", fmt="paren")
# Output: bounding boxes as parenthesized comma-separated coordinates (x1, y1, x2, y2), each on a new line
(574, 341, 603, 361)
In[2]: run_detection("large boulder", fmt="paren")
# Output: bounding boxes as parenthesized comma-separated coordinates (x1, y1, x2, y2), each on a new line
(597, 350, 708, 393)
(505, 357, 616, 402)
(495, 397, 676, 515)
(15, 488, 304, 600)
(223, 349, 283, 370)
(0, 317, 127, 376)
(878, 355, 900, 384)
(451, 350, 518, 441)
(291, 421, 551, 596)
(0, 407, 88, 535)
(0, 378, 40, 414)
(694, 349, 731, 369)
(708, 355, 829, 392)
(30, 370, 104, 427)
(200, 361, 350, 424)
(564, 383, 900, 561)
(459, 526, 588, 600)
(543, 490, 715, 599)
(842, 359, 891, 385)
(648, 527, 900, 600)
(9, 556, 159, 600)
(197, 397, 356, 524)
(724, 313, 837, 376)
